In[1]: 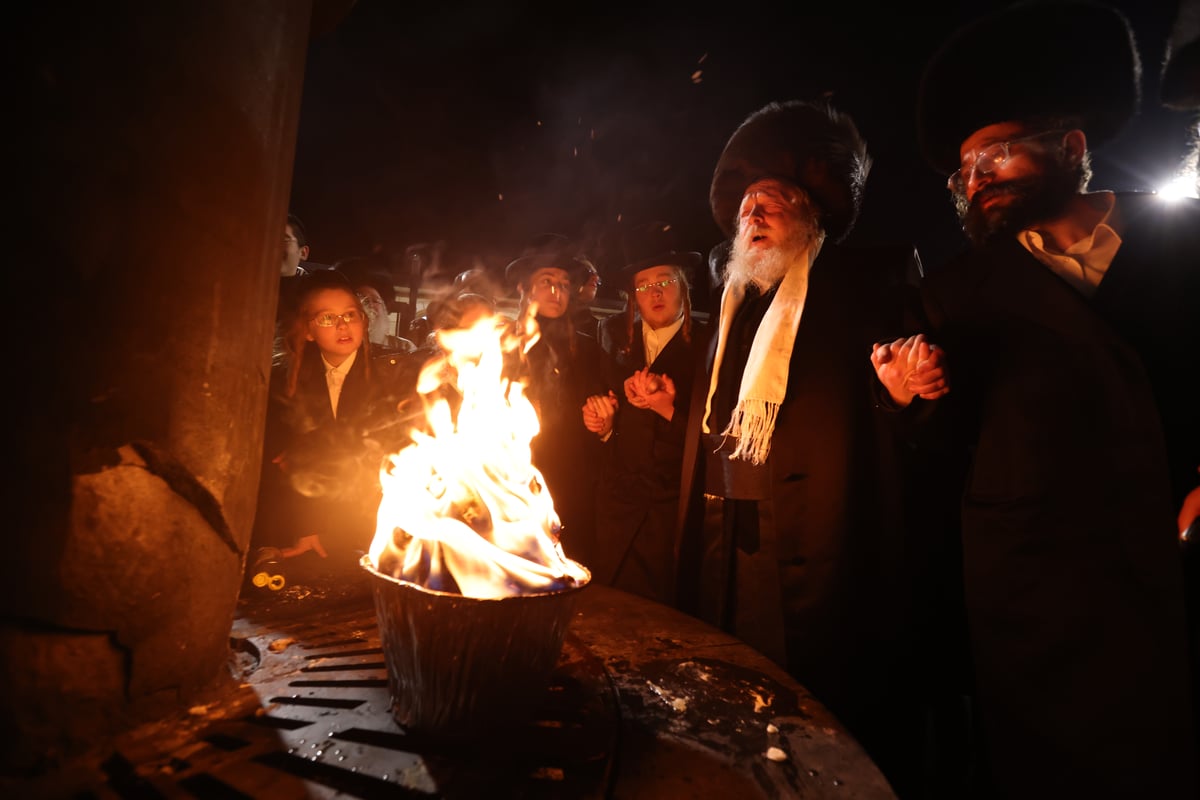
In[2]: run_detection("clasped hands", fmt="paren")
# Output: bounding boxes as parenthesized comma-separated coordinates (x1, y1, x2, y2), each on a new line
(870, 333, 950, 407)
(582, 368, 677, 438)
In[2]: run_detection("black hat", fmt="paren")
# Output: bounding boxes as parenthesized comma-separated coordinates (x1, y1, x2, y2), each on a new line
(710, 99, 870, 244)
(503, 233, 594, 289)
(617, 221, 702, 286)
(917, 1, 1141, 175)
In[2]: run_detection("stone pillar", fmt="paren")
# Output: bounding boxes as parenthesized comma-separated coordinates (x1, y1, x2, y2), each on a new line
(4, 2, 315, 772)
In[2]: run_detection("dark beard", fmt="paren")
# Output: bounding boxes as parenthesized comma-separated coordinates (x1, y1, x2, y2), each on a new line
(960, 165, 1081, 246)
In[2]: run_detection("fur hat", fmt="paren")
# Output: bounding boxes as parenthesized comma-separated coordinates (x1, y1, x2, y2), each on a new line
(917, 1, 1141, 174)
(617, 220, 702, 286)
(503, 233, 594, 289)
(710, 99, 870, 243)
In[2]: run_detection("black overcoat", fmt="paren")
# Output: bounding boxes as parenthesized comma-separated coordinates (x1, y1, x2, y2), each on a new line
(253, 345, 411, 560)
(523, 316, 611, 566)
(908, 192, 1200, 797)
(590, 315, 709, 603)
(683, 243, 947, 747)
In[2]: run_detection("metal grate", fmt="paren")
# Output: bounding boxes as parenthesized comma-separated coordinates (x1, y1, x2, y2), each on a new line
(149, 581, 617, 799)
(8, 564, 896, 799)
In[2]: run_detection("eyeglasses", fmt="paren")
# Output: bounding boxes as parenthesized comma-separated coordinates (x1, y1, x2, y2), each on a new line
(946, 130, 1064, 194)
(312, 310, 364, 327)
(634, 278, 679, 294)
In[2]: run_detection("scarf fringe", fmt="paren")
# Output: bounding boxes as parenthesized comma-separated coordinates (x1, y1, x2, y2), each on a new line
(722, 398, 779, 465)
(702, 240, 820, 465)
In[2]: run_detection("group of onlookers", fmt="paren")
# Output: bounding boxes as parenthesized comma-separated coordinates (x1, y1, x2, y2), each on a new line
(251, 3, 1200, 797)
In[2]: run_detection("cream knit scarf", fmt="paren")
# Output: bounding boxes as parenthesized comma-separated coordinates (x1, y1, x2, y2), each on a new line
(702, 243, 819, 465)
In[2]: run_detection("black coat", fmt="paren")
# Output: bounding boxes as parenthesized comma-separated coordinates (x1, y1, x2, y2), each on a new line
(253, 345, 411, 560)
(683, 243, 945, 751)
(907, 192, 1200, 797)
(522, 315, 611, 566)
(590, 314, 709, 604)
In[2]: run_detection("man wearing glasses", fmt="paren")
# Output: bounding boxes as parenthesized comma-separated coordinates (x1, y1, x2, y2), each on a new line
(690, 98, 935, 795)
(568, 259, 605, 338)
(504, 234, 610, 568)
(278, 213, 312, 328)
(873, 2, 1200, 796)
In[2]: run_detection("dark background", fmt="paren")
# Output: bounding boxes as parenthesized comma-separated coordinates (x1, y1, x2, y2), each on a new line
(290, 0, 1194, 310)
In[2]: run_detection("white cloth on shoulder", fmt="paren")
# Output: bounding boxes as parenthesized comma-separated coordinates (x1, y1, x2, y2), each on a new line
(702, 245, 818, 465)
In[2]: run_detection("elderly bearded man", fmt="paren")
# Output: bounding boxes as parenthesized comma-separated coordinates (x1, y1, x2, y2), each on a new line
(685, 99, 953, 796)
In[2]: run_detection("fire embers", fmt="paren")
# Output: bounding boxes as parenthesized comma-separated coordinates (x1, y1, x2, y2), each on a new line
(367, 313, 589, 598)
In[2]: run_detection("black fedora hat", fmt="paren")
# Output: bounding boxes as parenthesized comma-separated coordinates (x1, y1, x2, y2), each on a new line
(917, 1, 1141, 175)
(504, 233, 594, 289)
(617, 221, 702, 286)
(710, 99, 870, 244)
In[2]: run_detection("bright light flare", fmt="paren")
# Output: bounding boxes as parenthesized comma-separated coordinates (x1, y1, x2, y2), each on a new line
(367, 313, 588, 598)
(1156, 172, 1199, 201)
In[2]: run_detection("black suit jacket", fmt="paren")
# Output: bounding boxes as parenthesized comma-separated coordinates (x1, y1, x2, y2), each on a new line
(682, 242, 939, 732)
(590, 315, 710, 599)
(909, 192, 1200, 796)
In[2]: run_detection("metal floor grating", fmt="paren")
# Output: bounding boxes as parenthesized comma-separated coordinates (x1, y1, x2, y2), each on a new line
(7, 564, 897, 799)
(90, 580, 617, 799)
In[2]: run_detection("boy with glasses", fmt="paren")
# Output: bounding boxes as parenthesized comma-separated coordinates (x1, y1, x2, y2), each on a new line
(251, 270, 410, 583)
(583, 221, 706, 606)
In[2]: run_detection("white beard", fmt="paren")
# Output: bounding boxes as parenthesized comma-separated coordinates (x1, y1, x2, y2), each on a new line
(724, 220, 821, 294)
(368, 314, 391, 345)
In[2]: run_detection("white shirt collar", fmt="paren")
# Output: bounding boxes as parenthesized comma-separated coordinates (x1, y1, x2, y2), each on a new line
(642, 316, 684, 365)
(321, 349, 357, 375)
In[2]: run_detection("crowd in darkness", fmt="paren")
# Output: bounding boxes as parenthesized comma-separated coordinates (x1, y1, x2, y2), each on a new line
(249, 3, 1200, 799)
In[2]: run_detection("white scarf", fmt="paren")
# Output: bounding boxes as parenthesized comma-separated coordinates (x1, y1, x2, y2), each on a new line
(702, 244, 819, 465)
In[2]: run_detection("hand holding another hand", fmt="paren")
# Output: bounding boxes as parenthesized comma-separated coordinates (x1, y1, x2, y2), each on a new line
(582, 391, 619, 437)
(624, 368, 676, 420)
(870, 333, 950, 408)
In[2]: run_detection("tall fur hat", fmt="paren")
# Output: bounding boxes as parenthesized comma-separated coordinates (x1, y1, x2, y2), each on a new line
(917, 1, 1141, 175)
(709, 99, 871, 243)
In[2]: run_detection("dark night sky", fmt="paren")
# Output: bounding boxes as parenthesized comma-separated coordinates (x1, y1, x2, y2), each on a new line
(290, 0, 1193, 310)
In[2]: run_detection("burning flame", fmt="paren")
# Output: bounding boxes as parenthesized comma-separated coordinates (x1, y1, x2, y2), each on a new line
(367, 312, 589, 598)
